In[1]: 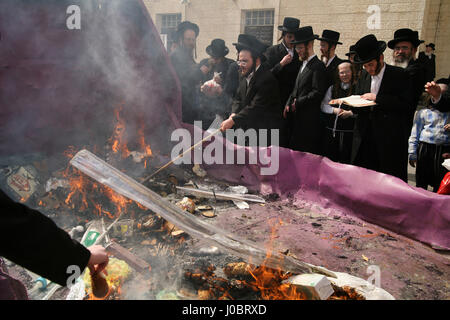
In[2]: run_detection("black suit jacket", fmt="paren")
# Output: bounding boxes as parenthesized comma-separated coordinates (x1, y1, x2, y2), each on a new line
(264, 43, 301, 108)
(352, 65, 413, 181)
(404, 59, 427, 132)
(287, 55, 327, 153)
(418, 52, 436, 82)
(231, 64, 283, 131)
(0, 189, 90, 287)
(325, 55, 344, 87)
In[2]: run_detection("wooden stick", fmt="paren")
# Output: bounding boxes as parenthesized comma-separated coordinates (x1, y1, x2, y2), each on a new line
(142, 128, 222, 183)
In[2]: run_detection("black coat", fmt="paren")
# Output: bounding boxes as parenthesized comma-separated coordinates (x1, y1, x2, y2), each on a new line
(286, 55, 328, 154)
(352, 65, 413, 181)
(325, 55, 344, 88)
(0, 189, 90, 287)
(264, 43, 301, 108)
(404, 59, 427, 133)
(231, 64, 283, 132)
(170, 47, 204, 124)
(418, 52, 436, 82)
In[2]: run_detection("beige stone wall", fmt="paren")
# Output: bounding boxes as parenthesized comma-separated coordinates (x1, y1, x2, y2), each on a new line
(143, 0, 448, 78)
(433, 0, 450, 79)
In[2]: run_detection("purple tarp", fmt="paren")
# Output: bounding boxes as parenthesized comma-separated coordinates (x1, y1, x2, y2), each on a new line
(0, 0, 448, 252)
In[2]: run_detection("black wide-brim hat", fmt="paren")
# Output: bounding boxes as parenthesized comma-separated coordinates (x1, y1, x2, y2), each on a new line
(388, 28, 424, 49)
(317, 29, 342, 45)
(233, 34, 269, 57)
(353, 34, 387, 64)
(176, 21, 199, 38)
(345, 44, 357, 57)
(278, 17, 300, 33)
(291, 26, 319, 45)
(426, 43, 435, 50)
(206, 39, 229, 58)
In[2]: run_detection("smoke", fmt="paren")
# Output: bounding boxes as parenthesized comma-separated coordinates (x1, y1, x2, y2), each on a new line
(0, 0, 180, 160)
(0, 0, 185, 299)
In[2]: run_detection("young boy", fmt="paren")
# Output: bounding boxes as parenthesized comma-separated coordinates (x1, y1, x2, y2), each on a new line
(408, 78, 450, 192)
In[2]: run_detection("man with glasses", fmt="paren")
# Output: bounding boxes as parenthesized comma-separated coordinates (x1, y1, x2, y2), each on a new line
(388, 28, 427, 133)
(351, 34, 413, 182)
(220, 34, 283, 146)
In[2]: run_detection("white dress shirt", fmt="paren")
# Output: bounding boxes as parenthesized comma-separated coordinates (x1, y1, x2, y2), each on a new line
(370, 63, 386, 95)
(282, 41, 294, 57)
(301, 54, 317, 73)
(320, 82, 351, 114)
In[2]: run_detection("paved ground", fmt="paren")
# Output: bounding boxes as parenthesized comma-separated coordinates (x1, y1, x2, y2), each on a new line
(211, 194, 450, 300)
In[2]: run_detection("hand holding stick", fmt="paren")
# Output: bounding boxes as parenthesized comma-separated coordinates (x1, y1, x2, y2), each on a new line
(142, 128, 222, 183)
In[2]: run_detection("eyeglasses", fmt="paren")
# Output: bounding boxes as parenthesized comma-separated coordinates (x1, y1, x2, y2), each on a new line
(394, 46, 411, 52)
(237, 60, 248, 67)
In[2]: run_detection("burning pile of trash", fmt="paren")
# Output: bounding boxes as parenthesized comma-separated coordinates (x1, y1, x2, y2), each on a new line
(0, 107, 393, 301)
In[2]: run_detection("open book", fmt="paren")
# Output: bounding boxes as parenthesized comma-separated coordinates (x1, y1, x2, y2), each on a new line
(329, 95, 377, 108)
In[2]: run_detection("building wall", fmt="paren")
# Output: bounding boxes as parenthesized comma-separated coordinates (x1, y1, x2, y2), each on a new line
(143, 0, 449, 79)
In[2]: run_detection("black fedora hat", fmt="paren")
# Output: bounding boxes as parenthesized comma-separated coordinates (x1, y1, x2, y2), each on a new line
(278, 17, 300, 33)
(291, 26, 319, 45)
(388, 28, 424, 49)
(176, 21, 199, 38)
(206, 39, 229, 58)
(318, 29, 342, 45)
(353, 34, 387, 64)
(345, 44, 357, 57)
(426, 43, 435, 50)
(233, 34, 269, 57)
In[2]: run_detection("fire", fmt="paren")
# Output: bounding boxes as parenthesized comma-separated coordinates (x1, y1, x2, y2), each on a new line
(138, 120, 153, 158)
(110, 106, 131, 158)
(246, 218, 306, 300)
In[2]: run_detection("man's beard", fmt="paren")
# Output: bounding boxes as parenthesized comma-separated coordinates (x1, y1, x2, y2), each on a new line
(321, 51, 329, 64)
(241, 64, 255, 78)
(393, 54, 411, 69)
(393, 60, 409, 69)
(374, 58, 384, 75)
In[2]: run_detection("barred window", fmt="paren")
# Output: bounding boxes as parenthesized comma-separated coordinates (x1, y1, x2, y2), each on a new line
(158, 13, 182, 50)
(244, 10, 274, 46)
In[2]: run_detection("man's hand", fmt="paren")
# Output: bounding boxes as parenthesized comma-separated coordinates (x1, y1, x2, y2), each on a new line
(283, 106, 290, 119)
(425, 81, 442, 101)
(220, 118, 235, 132)
(444, 124, 450, 132)
(200, 65, 210, 75)
(290, 99, 297, 113)
(339, 110, 354, 119)
(409, 159, 417, 168)
(361, 93, 376, 101)
(280, 54, 293, 67)
(87, 245, 109, 275)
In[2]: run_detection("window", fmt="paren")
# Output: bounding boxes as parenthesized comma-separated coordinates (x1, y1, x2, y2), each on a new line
(244, 10, 274, 46)
(158, 13, 181, 50)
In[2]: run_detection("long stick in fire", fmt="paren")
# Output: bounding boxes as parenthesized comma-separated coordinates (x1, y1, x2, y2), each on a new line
(142, 128, 222, 183)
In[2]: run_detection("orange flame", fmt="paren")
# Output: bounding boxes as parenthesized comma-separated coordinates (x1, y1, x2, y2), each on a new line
(110, 107, 131, 158)
(246, 218, 306, 300)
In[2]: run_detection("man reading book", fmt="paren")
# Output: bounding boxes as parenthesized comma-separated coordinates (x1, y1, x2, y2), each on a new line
(350, 34, 413, 182)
